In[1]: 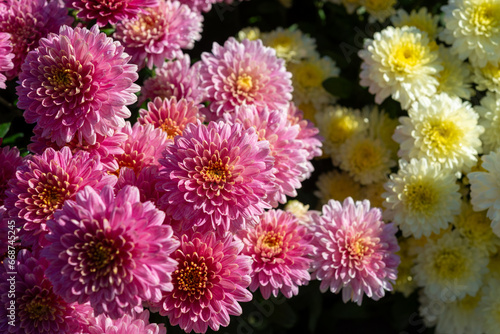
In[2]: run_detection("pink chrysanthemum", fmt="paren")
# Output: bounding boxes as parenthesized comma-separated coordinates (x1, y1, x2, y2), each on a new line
(0, 0, 72, 80)
(157, 120, 275, 234)
(0, 32, 14, 88)
(0, 250, 93, 334)
(89, 310, 166, 334)
(199, 37, 293, 117)
(153, 232, 252, 334)
(16, 24, 139, 147)
(5, 147, 116, 248)
(42, 185, 180, 319)
(138, 97, 203, 140)
(0, 146, 23, 208)
(224, 105, 309, 207)
(115, 165, 161, 204)
(237, 209, 314, 299)
(66, 0, 159, 27)
(311, 197, 400, 305)
(114, 0, 203, 69)
(139, 54, 206, 104)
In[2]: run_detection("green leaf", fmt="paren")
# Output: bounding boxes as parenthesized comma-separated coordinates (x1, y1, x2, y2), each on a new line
(2, 133, 23, 145)
(0, 122, 11, 138)
(322, 76, 353, 99)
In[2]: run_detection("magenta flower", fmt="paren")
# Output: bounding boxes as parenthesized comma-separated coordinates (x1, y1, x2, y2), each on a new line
(5, 147, 116, 248)
(114, 0, 203, 69)
(16, 24, 139, 146)
(157, 120, 275, 234)
(0, 32, 14, 88)
(138, 97, 203, 140)
(153, 232, 252, 334)
(88, 310, 166, 334)
(115, 165, 161, 204)
(0, 146, 23, 208)
(237, 209, 314, 299)
(140, 54, 206, 104)
(199, 37, 293, 117)
(42, 185, 180, 319)
(0, 0, 72, 80)
(66, 0, 159, 27)
(0, 250, 93, 334)
(224, 105, 309, 207)
(311, 197, 400, 305)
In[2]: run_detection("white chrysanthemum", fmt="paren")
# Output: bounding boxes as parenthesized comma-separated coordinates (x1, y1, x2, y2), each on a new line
(478, 278, 500, 334)
(477, 92, 500, 154)
(261, 27, 317, 62)
(419, 290, 484, 334)
(440, 0, 500, 67)
(362, 105, 399, 159)
(413, 231, 488, 302)
(315, 105, 368, 163)
(391, 8, 441, 40)
(383, 158, 461, 238)
(339, 133, 396, 185)
(288, 55, 339, 108)
(359, 26, 442, 109)
(473, 62, 500, 93)
(454, 201, 500, 255)
(314, 170, 363, 205)
(434, 46, 474, 99)
(284, 200, 317, 227)
(469, 150, 500, 235)
(361, 0, 396, 23)
(237, 27, 261, 41)
(393, 93, 484, 174)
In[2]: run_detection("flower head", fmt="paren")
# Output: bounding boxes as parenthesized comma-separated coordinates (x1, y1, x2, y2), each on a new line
(16, 24, 139, 147)
(362, 0, 396, 23)
(311, 197, 400, 305)
(391, 8, 441, 40)
(434, 45, 474, 99)
(199, 37, 292, 117)
(314, 170, 364, 205)
(473, 61, 500, 93)
(261, 27, 317, 62)
(477, 92, 500, 154)
(0, 32, 14, 88)
(114, 0, 203, 69)
(42, 185, 179, 319)
(153, 232, 252, 333)
(89, 310, 166, 334)
(237, 209, 314, 299)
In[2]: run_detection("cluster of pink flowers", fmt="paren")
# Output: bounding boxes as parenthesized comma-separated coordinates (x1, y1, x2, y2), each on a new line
(0, 2, 400, 333)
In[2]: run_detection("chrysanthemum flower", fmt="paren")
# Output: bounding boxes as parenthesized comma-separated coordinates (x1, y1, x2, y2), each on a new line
(16, 24, 139, 147)
(114, 0, 203, 69)
(469, 150, 500, 235)
(139, 54, 206, 104)
(224, 105, 309, 207)
(413, 231, 488, 302)
(478, 279, 500, 333)
(0, 250, 93, 334)
(311, 197, 400, 305)
(199, 37, 293, 117)
(88, 310, 166, 334)
(477, 92, 500, 154)
(391, 8, 441, 40)
(393, 93, 483, 174)
(42, 185, 179, 319)
(66, 0, 159, 27)
(434, 46, 474, 99)
(178, 0, 228, 13)
(237, 27, 261, 41)
(153, 232, 252, 334)
(393, 237, 418, 297)
(473, 61, 500, 93)
(314, 170, 364, 205)
(440, 0, 500, 67)
(284, 199, 318, 228)
(383, 158, 461, 238)
(361, 0, 396, 23)
(6, 147, 115, 248)
(359, 26, 442, 109)
(115, 165, 161, 205)
(157, 121, 275, 234)
(0, 0, 73, 80)
(315, 105, 367, 164)
(0, 146, 23, 208)
(287, 55, 339, 108)
(0, 32, 14, 89)
(363, 105, 399, 159)
(138, 97, 202, 140)
(237, 209, 314, 299)
(338, 133, 396, 185)
(261, 27, 317, 62)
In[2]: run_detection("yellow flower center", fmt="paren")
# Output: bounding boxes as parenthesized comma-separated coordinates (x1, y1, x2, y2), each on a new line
(35, 173, 70, 214)
(201, 159, 231, 184)
(25, 298, 54, 321)
(390, 41, 425, 73)
(404, 180, 437, 213)
(422, 119, 462, 155)
(481, 62, 500, 79)
(347, 139, 384, 174)
(160, 118, 183, 139)
(175, 261, 208, 298)
(327, 115, 360, 144)
(294, 62, 323, 87)
(48, 68, 74, 89)
(433, 248, 466, 280)
(236, 74, 253, 92)
(258, 230, 285, 259)
(471, 2, 500, 33)
(457, 293, 481, 311)
(87, 240, 117, 273)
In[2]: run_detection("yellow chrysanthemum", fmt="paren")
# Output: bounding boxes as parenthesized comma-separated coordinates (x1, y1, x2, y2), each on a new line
(473, 61, 500, 93)
(237, 27, 261, 41)
(261, 27, 317, 62)
(391, 8, 441, 40)
(314, 169, 363, 206)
